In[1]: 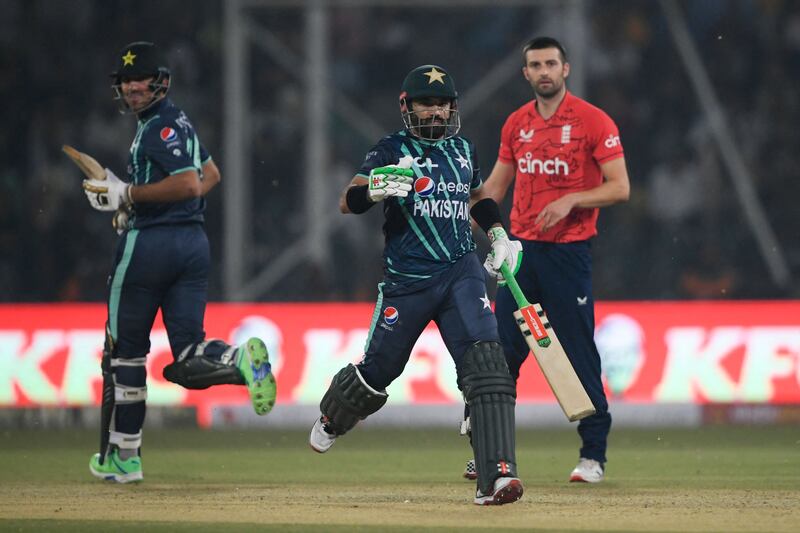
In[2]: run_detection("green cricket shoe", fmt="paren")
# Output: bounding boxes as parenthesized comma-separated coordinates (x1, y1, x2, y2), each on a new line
(89, 449, 143, 483)
(237, 337, 277, 415)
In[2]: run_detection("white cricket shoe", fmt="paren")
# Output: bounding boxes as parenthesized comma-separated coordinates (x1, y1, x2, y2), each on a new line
(474, 476, 524, 505)
(309, 416, 337, 453)
(569, 458, 604, 483)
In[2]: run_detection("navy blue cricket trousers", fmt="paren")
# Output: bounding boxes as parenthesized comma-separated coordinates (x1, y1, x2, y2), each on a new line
(495, 239, 611, 463)
(107, 223, 209, 435)
(358, 252, 500, 391)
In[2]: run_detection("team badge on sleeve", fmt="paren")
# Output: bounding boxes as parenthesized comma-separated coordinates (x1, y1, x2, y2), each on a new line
(160, 127, 178, 142)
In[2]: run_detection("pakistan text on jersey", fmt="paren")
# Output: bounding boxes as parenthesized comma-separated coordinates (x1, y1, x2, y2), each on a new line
(413, 199, 470, 220)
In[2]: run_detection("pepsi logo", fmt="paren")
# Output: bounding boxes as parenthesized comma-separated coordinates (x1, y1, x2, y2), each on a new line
(160, 127, 178, 142)
(414, 177, 435, 198)
(383, 306, 399, 325)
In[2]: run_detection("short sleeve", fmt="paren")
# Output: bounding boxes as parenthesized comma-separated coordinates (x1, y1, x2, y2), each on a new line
(141, 121, 199, 175)
(589, 110, 624, 164)
(356, 139, 397, 178)
(469, 141, 482, 190)
(497, 113, 517, 164)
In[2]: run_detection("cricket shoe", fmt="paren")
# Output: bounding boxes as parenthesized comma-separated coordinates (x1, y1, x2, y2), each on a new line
(89, 449, 143, 483)
(237, 337, 276, 415)
(309, 416, 337, 453)
(463, 459, 477, 480)
(569, 458, 604, 483)
(474, 476, 524, 505)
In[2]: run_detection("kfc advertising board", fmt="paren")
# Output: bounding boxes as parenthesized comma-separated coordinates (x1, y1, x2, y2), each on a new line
(2, 302, 799, 426)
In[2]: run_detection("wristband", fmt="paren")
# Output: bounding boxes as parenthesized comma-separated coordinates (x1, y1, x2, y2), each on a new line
(470, 198, 503, 233)
(345, 184, 374, 214)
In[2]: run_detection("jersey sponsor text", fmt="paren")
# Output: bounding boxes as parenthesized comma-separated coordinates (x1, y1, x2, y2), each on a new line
(517, 155, 569, 176)
(413, 199, 470, 221)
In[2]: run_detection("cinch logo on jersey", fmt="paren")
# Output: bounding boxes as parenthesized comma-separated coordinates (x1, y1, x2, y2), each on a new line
(160, 127, 178, 142)
(604, 134, 621, 148)
(517, 154, 570, 176)
(383, 306, 399, 325)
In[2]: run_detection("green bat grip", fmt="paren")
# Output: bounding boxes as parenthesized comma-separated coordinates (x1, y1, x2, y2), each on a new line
(500, 263, 530, 309)
(371, 166, 414, 177)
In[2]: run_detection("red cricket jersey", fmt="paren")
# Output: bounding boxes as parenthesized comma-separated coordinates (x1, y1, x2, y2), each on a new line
(498, 91, 624, 242)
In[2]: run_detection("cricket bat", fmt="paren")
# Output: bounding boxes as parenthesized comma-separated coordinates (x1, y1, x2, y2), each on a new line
(499, 263, 596, 422)
(62, 144, 106, 181)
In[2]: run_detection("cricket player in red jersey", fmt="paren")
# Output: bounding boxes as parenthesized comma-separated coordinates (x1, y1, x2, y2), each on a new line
(477, 36, 631, 483)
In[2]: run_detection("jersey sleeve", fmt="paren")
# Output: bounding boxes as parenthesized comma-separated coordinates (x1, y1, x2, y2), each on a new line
(355, 138, 397, 178)
(142, 120, 200, 176)
(200, 143, 211, 165)
(497, 112, 517, 164)
(469, 140, 482, 190)
(589, 109, 624, 164)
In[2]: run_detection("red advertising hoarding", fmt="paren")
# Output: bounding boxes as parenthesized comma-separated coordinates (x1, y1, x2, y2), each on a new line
(2, 302, 799, 426)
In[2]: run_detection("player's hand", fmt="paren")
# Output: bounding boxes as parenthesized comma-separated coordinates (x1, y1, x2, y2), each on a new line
(367, 155, 415, 203)
(112, 207, 131, 235)
(82, 168, 132, 212)
(484, 227, 522, 286)
(534, 195, 575, 233)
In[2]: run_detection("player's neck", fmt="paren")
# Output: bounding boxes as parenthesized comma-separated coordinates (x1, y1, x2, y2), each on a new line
(534, 89, 566, 120)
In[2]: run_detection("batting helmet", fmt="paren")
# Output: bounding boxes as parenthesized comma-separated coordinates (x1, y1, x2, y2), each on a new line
(399, 65, 460, 141)
(110, 41, 171, 114)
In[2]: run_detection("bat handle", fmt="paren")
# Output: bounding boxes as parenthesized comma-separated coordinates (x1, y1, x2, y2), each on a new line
(499, 263, 530, 309)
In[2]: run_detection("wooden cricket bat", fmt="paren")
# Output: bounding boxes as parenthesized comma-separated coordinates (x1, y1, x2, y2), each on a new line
(499, 263, 596, 422)
(62, 144, 106, 181)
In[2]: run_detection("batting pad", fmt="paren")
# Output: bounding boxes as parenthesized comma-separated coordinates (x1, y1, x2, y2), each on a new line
(458, 341, 518, 496)
(320, 364, 388, 435)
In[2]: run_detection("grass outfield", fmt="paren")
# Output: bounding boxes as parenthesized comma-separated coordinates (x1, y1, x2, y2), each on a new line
(0, 426, 798, 532)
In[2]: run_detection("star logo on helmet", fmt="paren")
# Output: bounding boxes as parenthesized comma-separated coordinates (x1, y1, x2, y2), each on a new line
(424, 67, 446, 85)
(122, 50, 136, 66)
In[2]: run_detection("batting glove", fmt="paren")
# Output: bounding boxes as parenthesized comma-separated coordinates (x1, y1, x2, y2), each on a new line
(82, 168, 132, 212)
(367, 155, 415, 203)
(112, 207, 131, 235)
(484, 227, 523, 286)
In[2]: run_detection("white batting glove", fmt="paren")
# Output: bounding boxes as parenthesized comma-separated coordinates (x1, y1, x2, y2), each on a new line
(484, 227, 523, 285)
(367, 155, 415, 203)
(82, 168, 131, 212)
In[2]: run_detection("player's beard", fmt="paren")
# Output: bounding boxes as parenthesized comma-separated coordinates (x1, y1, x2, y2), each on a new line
(412, 115, 447, 140)
(533, 77, 563, 99)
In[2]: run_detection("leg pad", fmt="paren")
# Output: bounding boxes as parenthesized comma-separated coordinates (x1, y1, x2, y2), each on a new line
(458, 341, 518, 496)
(320, 364, 388, 436)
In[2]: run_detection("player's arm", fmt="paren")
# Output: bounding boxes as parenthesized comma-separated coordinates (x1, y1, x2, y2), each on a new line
(199, 158, 221, 196)
(339, 175, 369, 214)
(340, 155, 414, 215)
(534, 156, 630, 233)
(129, 169, 202, 203)
(481, 159, 516, 205)
(470, 187, 522, 283)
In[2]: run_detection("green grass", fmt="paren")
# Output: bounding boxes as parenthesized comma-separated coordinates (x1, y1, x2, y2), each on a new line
(0, 426, 798, 531)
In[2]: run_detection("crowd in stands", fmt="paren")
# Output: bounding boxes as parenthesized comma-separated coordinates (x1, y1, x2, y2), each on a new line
(1, 0, 797, 302)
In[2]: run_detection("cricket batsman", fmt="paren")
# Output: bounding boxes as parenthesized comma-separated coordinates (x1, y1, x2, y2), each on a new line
(82, 41, 276, 483)
(308, 64, 525, 505)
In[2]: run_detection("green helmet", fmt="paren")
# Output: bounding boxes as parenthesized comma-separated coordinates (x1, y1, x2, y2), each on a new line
(399, 65, 460, 140)
(110, 41, 171, 114)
